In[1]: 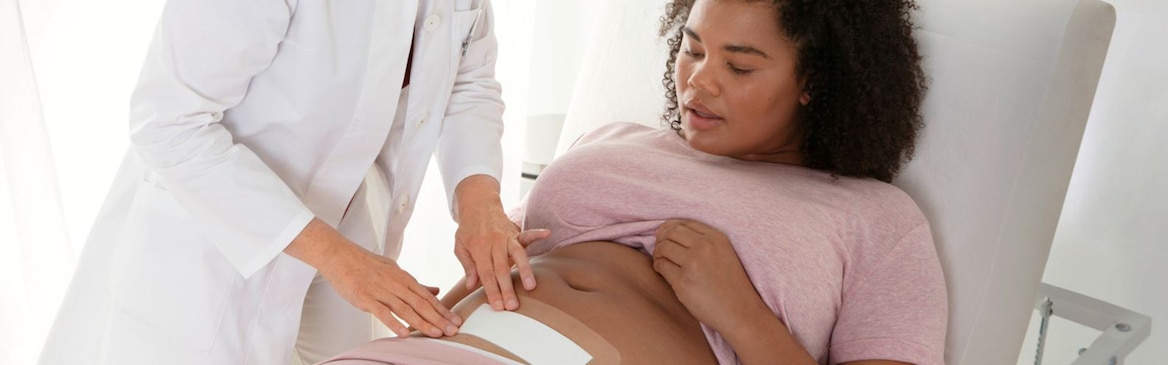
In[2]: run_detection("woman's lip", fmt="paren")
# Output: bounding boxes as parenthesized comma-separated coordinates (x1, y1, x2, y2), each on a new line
(685, 109, 723, 131)
(684, 101, 721, 119)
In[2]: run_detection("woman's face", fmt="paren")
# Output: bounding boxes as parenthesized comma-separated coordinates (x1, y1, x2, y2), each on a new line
(676, 0, 809, 164)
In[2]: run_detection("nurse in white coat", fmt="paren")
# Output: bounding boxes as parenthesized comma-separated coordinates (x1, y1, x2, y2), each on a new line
(38, 0, 545, 364)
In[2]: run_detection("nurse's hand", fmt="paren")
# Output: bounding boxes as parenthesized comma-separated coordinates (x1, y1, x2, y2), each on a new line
(286, 218, 461, 339)
(452, 175, 550, 312)
(453, 208, 551, 312)
(320, 244, 462, 338)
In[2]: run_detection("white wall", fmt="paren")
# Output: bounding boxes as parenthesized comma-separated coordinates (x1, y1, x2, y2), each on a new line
(21, 0, 161, 256)
(1017, 0, 1168, 363)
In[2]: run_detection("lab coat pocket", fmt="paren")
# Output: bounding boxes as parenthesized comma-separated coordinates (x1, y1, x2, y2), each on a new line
(111, 180, 238, 351)
(452, 8, 486, 61)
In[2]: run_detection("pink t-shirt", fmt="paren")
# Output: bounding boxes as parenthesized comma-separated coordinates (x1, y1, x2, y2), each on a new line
(513, 123, 947, 365)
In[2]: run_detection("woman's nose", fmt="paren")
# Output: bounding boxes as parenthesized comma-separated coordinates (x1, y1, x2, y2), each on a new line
(686, 61, 720, 98)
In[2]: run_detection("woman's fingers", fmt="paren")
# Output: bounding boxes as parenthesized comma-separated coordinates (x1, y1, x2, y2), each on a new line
(676, 219, 718, 235)
(657, 221, 703, 248)
(656, 219, 684, 237)
(653, 254, 683, 282)
(653, 238, 691, 267)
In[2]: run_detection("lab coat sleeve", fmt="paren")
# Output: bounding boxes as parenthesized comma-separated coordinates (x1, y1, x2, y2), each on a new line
(128, 0, 316, 279)
(437, 1, 506, 218)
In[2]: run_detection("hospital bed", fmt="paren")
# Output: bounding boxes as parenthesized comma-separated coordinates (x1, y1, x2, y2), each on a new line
(520, 0, 1150, 363)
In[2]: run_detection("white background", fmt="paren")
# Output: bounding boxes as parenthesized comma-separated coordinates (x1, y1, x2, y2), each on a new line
(1016, 0, 1167, 363)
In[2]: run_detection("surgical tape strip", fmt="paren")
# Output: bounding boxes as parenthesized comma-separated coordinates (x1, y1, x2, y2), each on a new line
(458, 304, 592, 365)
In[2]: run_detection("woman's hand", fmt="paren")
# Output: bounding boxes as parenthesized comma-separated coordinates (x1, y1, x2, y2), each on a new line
(652, 219, 770, 332)
(654, 219, 818, 364)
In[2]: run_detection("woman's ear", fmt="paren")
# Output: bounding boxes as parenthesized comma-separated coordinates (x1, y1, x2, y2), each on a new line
(799, 80, 811, 105)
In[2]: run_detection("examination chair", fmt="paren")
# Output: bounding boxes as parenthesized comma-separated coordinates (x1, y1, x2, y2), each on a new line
(522, 0, 1149, 363)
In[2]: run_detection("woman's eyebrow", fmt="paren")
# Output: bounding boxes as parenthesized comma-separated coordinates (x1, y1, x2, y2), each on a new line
(683, 26, 771, 59)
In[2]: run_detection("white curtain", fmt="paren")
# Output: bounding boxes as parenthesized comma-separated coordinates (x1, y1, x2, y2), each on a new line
(0, 0, 74, 363)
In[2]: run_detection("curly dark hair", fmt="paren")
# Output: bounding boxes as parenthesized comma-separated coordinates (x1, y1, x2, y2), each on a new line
(660, 0, 927, 182)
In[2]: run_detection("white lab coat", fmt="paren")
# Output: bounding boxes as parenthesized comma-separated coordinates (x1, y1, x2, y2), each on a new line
(39, 0, 503, 363)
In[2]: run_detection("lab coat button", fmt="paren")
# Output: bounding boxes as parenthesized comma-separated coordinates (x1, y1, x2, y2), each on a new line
(424, 15, 441, 32)
(398, 198, 409, 213)
(417, 112, 430, 127)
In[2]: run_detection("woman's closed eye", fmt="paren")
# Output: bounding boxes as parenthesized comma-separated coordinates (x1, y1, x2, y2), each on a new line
(728, 64, 753, 75)
(683, 49, 752, 75)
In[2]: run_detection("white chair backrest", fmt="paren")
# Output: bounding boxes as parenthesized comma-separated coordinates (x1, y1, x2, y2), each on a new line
(553, 0, 1115, 363)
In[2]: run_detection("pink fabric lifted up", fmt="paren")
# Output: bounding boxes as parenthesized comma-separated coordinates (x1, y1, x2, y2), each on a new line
(512, 123, 947, 365)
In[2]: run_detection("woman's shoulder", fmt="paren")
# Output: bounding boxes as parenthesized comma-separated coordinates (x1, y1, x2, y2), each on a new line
(569, 122, 661, 148)
(814, 176, 929, 231)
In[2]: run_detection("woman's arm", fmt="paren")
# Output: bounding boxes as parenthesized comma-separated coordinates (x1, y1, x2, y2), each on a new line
(708, 277, 913, 365)
(718, 298, 816, 365)
(654, 220, 919, 365)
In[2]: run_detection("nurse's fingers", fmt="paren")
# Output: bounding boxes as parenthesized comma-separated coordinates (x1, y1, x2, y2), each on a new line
(454, 246, 479, 289)
(493, 244, 519, 311)
(516, 229, 552, 248)
(512, 229, 550, 291)
(370, 304, 410, 338)
(412, 283, 462, 328)
(508, 238, 535, 291)
(383, 294, 444, 338)
(475, 251, 504, 311)
(405, 286, 460, 336)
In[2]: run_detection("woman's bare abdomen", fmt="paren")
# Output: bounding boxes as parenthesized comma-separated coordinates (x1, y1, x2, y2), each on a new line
(442, 241, 717, 364)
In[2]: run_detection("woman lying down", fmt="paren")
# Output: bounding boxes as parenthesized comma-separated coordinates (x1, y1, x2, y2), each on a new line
(322, 0, 946, 364)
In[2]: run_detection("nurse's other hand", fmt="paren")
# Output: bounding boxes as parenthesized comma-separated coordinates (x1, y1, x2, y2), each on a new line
(454, 209, 550, 311)
(319, 243, 462, 338)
